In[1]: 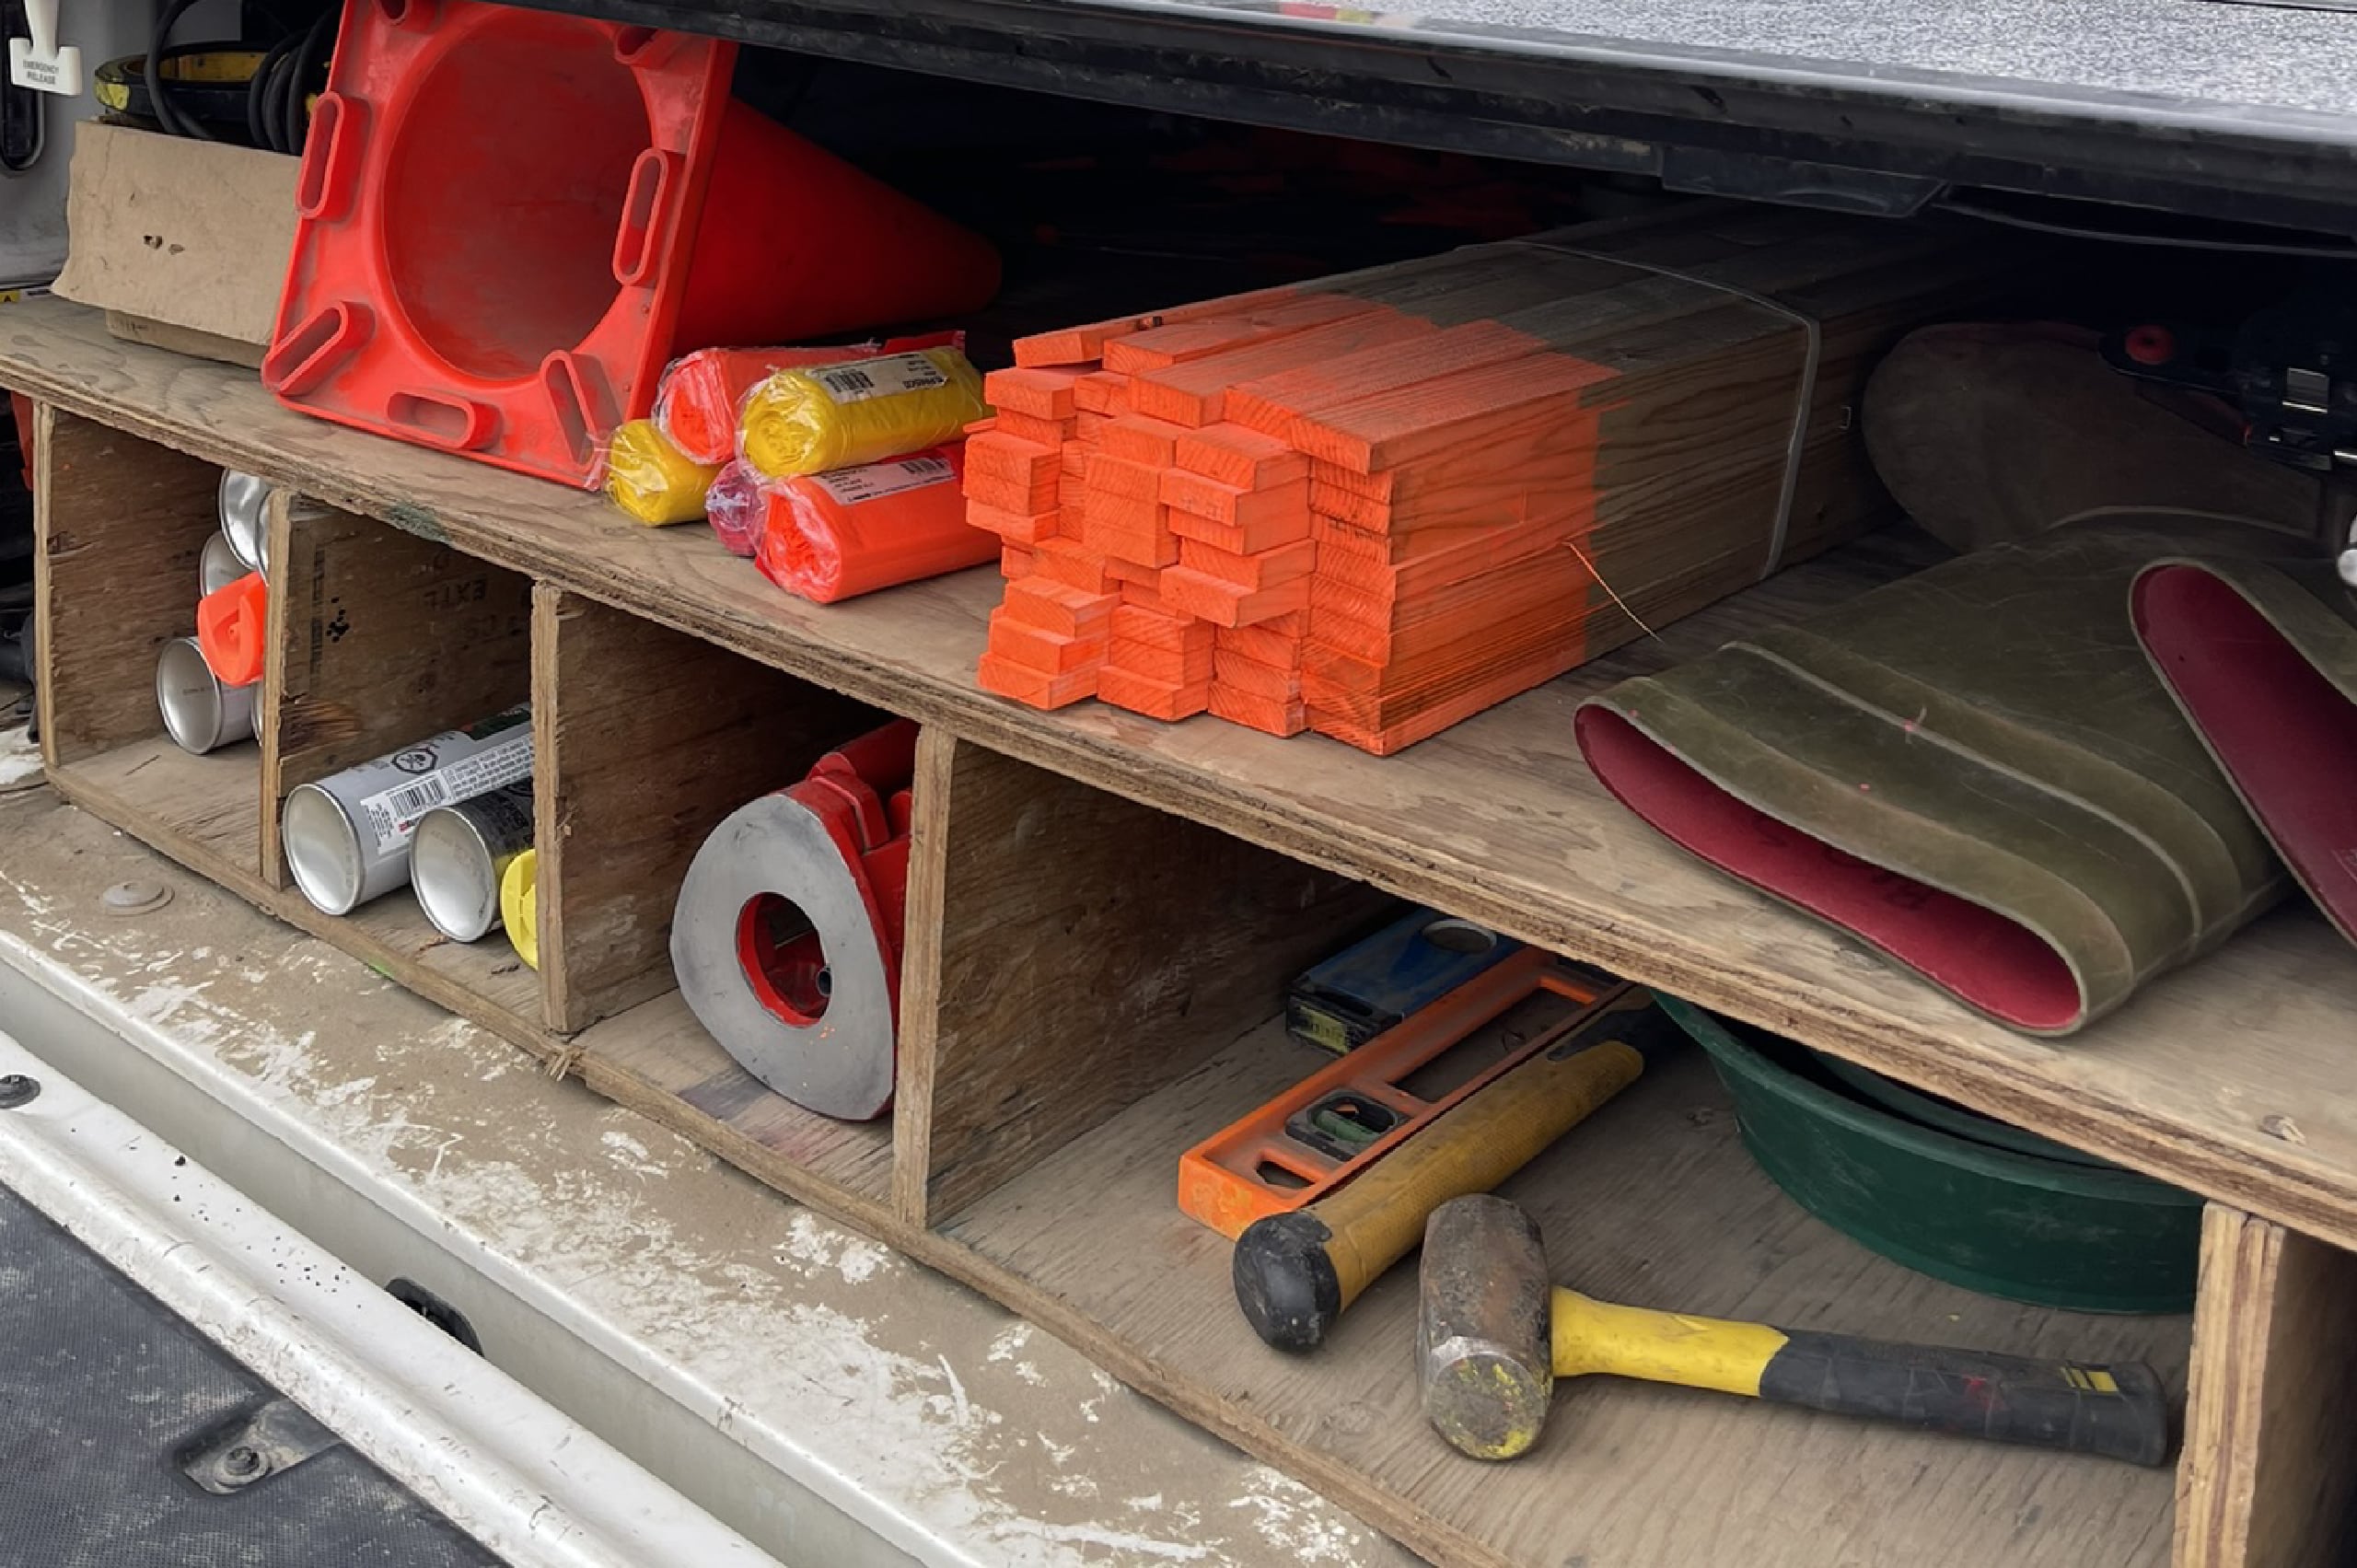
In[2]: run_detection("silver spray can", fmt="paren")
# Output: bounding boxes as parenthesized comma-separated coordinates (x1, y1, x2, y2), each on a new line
(200, 530, 247, 595)
(282, 705, 532, 916)
(410, 780, 536, 943)
(156, 635, 257, 754)
(217, 470, 273, 579)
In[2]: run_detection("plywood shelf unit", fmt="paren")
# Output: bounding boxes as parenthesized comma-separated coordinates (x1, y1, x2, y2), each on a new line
(9, 296, 2357, 1568)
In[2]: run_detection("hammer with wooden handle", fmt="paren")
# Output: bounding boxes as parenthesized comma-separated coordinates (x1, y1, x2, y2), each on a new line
(1418, 1194, 2173, 1465)
(1233, 987, 1673, 1353)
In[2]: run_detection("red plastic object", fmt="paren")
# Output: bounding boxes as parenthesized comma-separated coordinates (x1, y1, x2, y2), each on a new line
(2123, 324, 2176, 366)
(8, 391, 31, 492)
(265, 0, 1003, 486)
(739, 719, 919, 1038)
(196, 572, 268, 688)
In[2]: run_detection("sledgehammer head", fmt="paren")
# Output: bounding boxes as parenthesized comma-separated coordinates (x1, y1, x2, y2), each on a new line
(1419, 1194, 1556, 1460)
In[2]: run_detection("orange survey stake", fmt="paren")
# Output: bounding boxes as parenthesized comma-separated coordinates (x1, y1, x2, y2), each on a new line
(1178, 952, 1620, 1239)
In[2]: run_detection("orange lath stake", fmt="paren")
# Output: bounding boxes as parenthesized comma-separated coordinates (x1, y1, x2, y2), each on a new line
(1108, 626, 1213, 687)
(1127, 309, 1440, 426)
(1098, 414, 1194, 466)
(976, 206, 2014, 740)
(1098, 665, 1211, 720)
(1176, 537, 1316, 592)
(983, 366, 1085, 419)
(1172, 424, 1306, 492)
(1213, 613, 1305, 668)
(1209, 684, 1308, 737)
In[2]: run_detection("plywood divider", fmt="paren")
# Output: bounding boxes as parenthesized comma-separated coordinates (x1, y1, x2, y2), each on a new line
(259, 502, 532, 888)
(529, 586, 881, 1035)
(893, 731, 1391, 1228)
(2176, 1204, 2357, 1567)
(31, 406, 221, 768)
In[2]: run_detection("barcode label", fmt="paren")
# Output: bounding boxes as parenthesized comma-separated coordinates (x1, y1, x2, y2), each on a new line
(810, 454, 958, 505)
(357, 730, 535, 855)
(812, 353, 949, 405)
(384, 775, 452, 820)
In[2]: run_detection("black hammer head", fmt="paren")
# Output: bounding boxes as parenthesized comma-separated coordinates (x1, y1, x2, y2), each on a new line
(1418, 1194, 1556, 1460)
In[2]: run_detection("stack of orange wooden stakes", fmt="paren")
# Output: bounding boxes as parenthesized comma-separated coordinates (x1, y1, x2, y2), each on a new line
(969, 203, 2009, 752)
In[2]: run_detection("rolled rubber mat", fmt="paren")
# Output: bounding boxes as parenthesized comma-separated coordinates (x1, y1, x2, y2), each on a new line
(1576, 515, 2292, 1035)
(2133, 555, 2357, 947)
(0, 1178, 500, 1567)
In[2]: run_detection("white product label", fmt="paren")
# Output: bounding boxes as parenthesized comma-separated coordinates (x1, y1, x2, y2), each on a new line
(809, 454, 958, 505)
(811, 353, 948, 405)
(359, 731, 535, 855)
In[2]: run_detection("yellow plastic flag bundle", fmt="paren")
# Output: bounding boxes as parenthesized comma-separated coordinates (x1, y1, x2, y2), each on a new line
(739, 347, 989, 477)
(605, 419, 722, 526)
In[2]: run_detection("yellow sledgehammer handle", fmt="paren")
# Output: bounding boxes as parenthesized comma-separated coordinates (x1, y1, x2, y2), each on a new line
(1551, 1292, 1786, 1395)
(1232, 987, 1663, 1352)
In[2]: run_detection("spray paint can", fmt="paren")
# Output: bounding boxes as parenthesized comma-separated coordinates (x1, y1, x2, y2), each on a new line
(282, 705, 532, 916)
(155, 636, 256, 754)
(217, 470, 272, 578)
(200, 530, 246, 595)
(411, 780, 535, 943)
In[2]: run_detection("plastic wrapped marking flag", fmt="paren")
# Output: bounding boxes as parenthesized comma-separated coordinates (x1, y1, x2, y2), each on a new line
(656, 333, 966, 465)
(706, 459, 777, 557)
(656, 344, 879, 464)
(605, 419, 723, 525)
(754, 447, 993, 604)
(739, 347, 990, 478)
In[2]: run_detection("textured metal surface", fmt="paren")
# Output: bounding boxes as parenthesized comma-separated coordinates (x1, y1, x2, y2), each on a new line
(0, 1179, 500, 1568)
(1145, 0, 2357, 121)
(510, 0, 2357, 233)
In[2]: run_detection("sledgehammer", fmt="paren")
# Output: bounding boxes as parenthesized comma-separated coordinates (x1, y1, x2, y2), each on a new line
(1418, 1194, 2173, 1466)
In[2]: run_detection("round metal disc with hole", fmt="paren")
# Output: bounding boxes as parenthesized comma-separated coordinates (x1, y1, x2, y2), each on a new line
(669, 792, 895, 1121)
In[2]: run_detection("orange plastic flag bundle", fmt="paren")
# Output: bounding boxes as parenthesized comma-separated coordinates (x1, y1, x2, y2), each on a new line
(656, 344, 878, 464)
(752, 446, 990, 604)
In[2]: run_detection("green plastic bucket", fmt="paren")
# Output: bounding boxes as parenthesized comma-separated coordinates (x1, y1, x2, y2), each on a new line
(1658, 996, 2199, 1314)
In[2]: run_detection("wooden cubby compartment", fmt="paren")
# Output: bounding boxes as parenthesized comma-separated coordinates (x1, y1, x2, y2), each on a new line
(529, 585, 900, 1225)
(261, 494, 538, 1030)
(900, 737, 2197, 1568)
(34, 408, 262, 882)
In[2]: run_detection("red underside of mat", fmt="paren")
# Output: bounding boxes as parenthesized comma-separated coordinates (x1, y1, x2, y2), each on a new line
(1574, 707, 2083, 1033)
(2133, 564, 2357, 946)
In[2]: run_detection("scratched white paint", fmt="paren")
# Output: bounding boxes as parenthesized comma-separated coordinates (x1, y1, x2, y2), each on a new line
(0, 723, 41, 791)
(0, 805, 1411, 1568)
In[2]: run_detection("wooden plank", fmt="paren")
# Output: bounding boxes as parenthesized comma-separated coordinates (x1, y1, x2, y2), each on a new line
(260, 497, 533, 889)
(52, 735, 261, 881)
(567, 990, 897, 1217)
(530, 586, 880, 1033)
(32, 404, 221, 769)
(2176, 1206, 2357, 1567)
(7, 302, 2357, 1262)
(938, 1028, 2187, 1568)
(893, 733, 1388, 1226)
